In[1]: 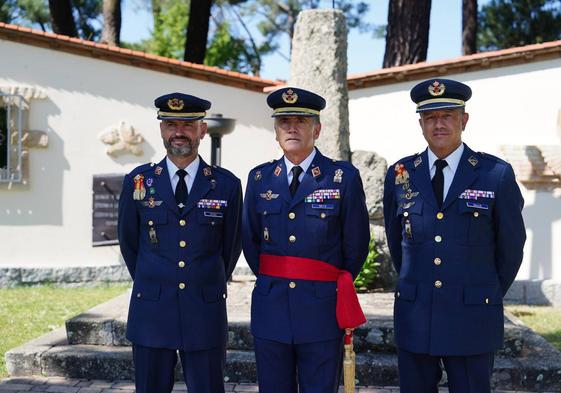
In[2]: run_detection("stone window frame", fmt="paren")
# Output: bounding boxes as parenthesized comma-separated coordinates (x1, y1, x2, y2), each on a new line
(0, 87, 48, 190)
(0, 93, 24, 184)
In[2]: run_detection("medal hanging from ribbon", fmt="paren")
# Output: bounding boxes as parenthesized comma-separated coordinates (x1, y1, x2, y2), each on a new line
(133, 174, 146, 200)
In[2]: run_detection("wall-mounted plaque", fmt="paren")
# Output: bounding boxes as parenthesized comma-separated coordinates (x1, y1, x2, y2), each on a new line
(92, 174, 124, 247)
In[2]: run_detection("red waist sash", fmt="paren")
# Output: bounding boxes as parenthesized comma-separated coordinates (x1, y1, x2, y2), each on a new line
(259, 254, 366, 329)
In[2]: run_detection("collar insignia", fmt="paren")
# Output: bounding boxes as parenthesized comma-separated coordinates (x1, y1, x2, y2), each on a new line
(311, 166, 321, 178)
(274, 165, 282, 177)
(203, 167, 212, 177)
(254, 170, 262, 181)
(414, 156, 422, 168)
(155, 166, 163, 175)
(468, 156, 478, 167)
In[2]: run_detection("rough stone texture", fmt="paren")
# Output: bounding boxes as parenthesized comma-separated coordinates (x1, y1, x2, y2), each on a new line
(505, 280, 561, 306)
(7, 281, 561, 390)
(351, 150, 387, 220)
(369, 224, 397, 290)
(290, 9, 350, 161)
(0, 266, 131, 288)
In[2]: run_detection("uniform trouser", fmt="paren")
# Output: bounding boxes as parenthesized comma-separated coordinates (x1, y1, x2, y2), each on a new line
(397, 348, 495, 393)
(253, 336, 344, 393)
(132, 344, 225, 393)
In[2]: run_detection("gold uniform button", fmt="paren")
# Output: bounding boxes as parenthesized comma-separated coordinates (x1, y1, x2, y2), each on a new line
(222, 294, 226, 299)
(288, 212, 296, 220)
(179, 283, 186, 289)
(434, 235, 442, 243)
(178, 261, 185, 268)
(263, 211, 268, 216)
(396, 292, 400, 298)
(289, 235, 296, 243)
(485, 298, 489, 304)
(403, 212, 409, 217)
(289, 281, 296, 289)
(320, 212, 326, 219)
(148, 220, 154, 226)
(473, 212, 480, 218)
(434, 257, 442, 266)
(179, 219, 186, 226)
(435, 280, 442, 289)
(179, 240, 187, 248)
(136, 292, 141, 298)
(436, 212, 444, 220)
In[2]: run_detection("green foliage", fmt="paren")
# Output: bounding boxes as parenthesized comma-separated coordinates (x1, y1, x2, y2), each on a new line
(478, 0, 561, 51)
(73, 0, 102, 41)
(0, 283, 130, 378)
(354, 235, 380, 292)
(0, 0, 16, 23)
(15, 0, 50, 31)
(506, 305, 561, 351)
(150, 0, 190, 59)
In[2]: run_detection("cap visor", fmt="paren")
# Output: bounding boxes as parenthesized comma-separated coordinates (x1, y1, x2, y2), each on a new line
(417, 103, 465, 113)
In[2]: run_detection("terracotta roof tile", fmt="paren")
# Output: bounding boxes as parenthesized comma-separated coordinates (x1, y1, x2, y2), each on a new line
(348, 40, 561, 90)
(0, 22, 281, 92)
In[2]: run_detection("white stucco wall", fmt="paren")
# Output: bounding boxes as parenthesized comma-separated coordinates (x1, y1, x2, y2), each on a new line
(0, 39, 279, 268)
(349, 59, 561, 280)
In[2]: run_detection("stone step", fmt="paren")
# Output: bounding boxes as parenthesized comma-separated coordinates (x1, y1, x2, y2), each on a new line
(65, 289, 532, 358)
(6, 334, 561, 391)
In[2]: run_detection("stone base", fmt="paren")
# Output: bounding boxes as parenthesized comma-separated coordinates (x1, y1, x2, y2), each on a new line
(505, 279, 561, 306)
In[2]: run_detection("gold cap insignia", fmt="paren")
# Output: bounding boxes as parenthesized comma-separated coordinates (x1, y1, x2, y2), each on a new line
(282, 89, 298, 104)
(428, 81, 446, 97)
(168, 98, 184, 111)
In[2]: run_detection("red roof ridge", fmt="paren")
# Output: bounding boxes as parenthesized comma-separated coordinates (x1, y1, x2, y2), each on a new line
(0, 22, 282, 92)
(348, 40, 561, 90)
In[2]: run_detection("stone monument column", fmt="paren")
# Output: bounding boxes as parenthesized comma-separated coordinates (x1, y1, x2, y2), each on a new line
(290, 9, 350, 161)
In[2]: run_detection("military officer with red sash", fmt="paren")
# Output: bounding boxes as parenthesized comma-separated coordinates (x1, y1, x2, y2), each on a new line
(118, 93, 242, 393)
(242, 87, 370, 392)
(383, 79, 526, 393)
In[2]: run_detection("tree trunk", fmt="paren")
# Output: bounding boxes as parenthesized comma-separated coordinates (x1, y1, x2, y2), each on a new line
(462, 0, 477, 55)
(184, 0, 213, 63)
(49, 0, 78, 37)
(383, 0, 431, 68)
(101, 0, 121, 46)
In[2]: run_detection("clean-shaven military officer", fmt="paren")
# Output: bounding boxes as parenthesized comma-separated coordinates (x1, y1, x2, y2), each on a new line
(242, 87, 370, 393)
(118, 93, 242, 393)
(383, 79, 526, 393)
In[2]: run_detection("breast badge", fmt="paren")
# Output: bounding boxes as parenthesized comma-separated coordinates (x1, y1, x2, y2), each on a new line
(133, 174, 146, 200)
(394, 164, 409, 185)
(333, 169, 343, 183)
(260, 190, 279, 200)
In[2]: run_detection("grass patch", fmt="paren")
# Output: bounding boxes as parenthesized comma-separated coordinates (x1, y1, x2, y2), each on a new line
(0, 283, 130, 379)
(506, 305, 561, 351)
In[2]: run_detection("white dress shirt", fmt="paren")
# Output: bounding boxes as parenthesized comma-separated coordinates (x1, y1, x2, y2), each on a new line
(166, 156, 199, 194)
(427, 143, 464, 201)
(284, 148, 317, 185)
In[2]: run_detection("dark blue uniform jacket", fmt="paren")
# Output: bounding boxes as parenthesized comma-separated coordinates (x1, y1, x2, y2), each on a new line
(118, 156, 242, 351)
(242, 150, 370, 344)
(383, 145, 526, 356)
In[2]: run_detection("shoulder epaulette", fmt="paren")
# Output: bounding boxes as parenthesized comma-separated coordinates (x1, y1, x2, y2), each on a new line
(209, 165, 239, 180)
(477, 151, 508, 165)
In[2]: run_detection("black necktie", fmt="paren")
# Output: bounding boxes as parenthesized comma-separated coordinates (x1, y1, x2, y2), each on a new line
(432, 159, 448, 207)
(175, 169, 188, 211)
(289, 166, 303, 197)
